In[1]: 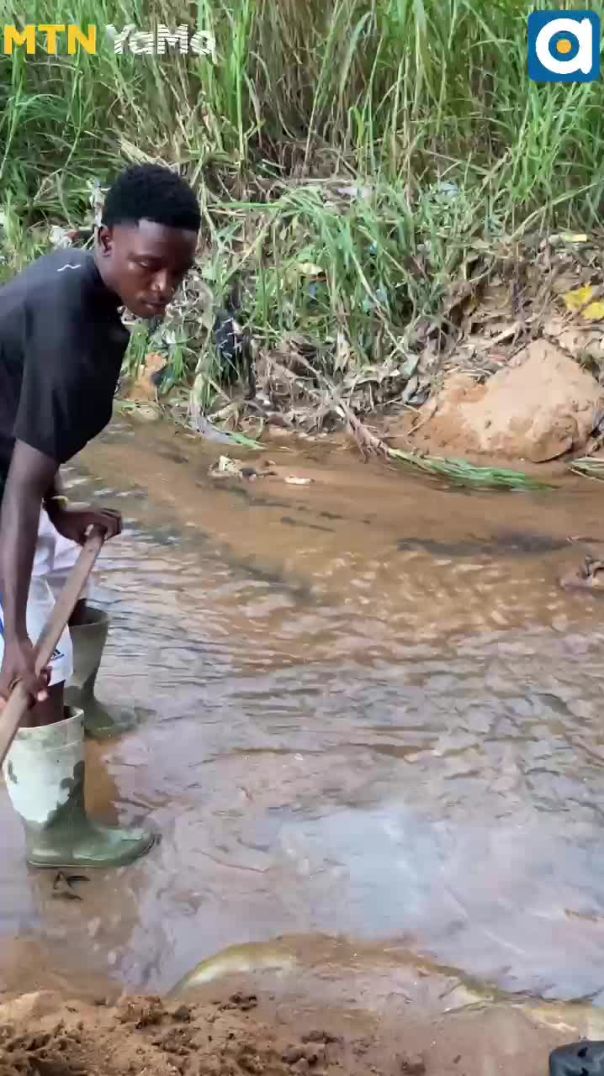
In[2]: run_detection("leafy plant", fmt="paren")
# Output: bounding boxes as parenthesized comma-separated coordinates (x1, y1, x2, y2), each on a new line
(1, 0, 603, 396)
(388, 448, 554, 492)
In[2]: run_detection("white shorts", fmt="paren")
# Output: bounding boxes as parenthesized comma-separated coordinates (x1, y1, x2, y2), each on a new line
(0, 510, 86, 686)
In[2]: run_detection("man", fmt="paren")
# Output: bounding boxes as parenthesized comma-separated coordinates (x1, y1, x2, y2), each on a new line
(0, 163, 201, 868)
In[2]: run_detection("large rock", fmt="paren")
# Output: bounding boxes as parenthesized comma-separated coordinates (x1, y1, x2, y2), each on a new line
(407, 341, 604, 462)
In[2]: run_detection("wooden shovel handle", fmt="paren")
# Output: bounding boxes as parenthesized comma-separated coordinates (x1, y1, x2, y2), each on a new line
(0, 528, 105, 767)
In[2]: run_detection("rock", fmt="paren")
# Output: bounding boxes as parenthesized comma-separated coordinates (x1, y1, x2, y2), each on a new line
(282, 1046, 306, 1065)
(406, 340, 604, 462)
(0, 990, 63, 1025)
(400, 1055, 426, 1075)
(171, 1004, 193, 1023)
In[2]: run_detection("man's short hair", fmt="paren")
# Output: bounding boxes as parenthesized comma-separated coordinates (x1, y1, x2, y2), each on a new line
(102, 163, 201, 232)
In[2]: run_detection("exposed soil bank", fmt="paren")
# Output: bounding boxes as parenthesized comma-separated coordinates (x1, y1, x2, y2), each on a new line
(0, 978, 598, 1076)
(401, 341, 604, 464)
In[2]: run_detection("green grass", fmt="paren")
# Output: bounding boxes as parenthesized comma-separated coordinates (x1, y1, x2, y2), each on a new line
(388, 448, 554, 491)
(1, 0, 604, 393)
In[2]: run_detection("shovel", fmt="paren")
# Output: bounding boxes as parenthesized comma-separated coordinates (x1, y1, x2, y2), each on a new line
(0, 528, 104, 767)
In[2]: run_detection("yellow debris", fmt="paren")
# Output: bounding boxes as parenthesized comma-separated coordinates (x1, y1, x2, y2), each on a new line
(563, 285, 604, 321)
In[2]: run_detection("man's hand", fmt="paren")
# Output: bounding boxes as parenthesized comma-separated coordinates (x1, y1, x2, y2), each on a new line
(0, 636, 50, 706)
(46, 505, 122, 545)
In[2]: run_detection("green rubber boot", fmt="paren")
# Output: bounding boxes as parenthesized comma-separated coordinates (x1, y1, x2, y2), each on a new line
(2, 709, 155, 869)
(66, 607, 142, 740)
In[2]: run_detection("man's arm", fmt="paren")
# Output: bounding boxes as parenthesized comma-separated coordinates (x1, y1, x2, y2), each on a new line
(0, 441, 57, 701)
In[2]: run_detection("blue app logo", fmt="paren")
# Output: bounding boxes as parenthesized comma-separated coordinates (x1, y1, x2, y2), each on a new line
(528, 11, 600, 82)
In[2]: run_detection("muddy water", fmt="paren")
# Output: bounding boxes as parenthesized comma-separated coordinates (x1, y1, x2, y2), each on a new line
(2, 418, 604, 1012)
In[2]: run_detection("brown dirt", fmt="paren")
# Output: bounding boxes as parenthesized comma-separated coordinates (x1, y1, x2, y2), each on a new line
(400, 340, 604, 463)
(0, 984, 589, 1076)
(124, 353, 166, 404)
(0, 989, 421, 1076)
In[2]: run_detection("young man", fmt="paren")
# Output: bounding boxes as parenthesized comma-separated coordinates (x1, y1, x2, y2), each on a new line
(0, 163, 201, 868)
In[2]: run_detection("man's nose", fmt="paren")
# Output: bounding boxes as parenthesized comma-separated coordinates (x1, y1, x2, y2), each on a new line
(151, 270, 174, 300)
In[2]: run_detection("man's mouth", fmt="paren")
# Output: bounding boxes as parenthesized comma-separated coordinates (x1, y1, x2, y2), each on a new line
(143, 298, 167, 312)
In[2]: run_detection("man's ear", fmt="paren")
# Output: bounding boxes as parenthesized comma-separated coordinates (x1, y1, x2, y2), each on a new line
(96, 224, 113, 256)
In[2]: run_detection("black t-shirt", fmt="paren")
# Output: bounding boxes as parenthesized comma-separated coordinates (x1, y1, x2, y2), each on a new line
(0, 248, 130, 499)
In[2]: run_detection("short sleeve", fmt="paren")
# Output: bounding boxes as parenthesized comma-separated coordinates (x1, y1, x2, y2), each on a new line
(14, 303, 111, 464)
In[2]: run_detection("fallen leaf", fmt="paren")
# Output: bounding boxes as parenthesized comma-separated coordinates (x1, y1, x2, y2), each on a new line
(583, 302, 604, 322)
(297, 262, 323, 277)
(401, 376, 419, 404)
(334, 332, 352, 372)
(564, 285, 594, 312)
(284, 476, 313, 486)
(563, 285, 604, 321)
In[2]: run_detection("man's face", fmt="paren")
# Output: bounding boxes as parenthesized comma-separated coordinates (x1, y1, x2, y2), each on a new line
(97, 219, 198, 319)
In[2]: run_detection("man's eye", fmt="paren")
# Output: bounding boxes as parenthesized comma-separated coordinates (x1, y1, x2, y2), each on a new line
(137, 261, 155, 270)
